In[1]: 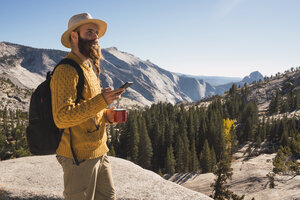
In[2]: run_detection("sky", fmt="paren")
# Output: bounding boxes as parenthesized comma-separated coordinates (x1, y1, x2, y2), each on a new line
(1, 0, 300, 78)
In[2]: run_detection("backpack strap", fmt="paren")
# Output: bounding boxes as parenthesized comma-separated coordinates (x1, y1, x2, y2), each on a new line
(53, 58, 85, 166)
(53, 58, 84, 104)
(69, 127, 84, 165)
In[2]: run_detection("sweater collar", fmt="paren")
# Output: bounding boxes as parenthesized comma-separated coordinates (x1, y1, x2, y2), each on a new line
(67, 52, 92, 69)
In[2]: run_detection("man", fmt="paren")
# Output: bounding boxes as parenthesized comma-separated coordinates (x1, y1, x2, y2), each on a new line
(50, 13, 124, 200)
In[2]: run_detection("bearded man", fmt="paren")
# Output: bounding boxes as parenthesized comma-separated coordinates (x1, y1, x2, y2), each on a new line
(50, 13, 124, 200)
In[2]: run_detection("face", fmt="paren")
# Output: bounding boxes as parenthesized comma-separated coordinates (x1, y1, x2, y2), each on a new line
(73, 23, 102, 65)
(77, 23, 99, 41)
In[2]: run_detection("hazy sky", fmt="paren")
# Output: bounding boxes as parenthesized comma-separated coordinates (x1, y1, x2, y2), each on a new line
(1, 0, 300, 78)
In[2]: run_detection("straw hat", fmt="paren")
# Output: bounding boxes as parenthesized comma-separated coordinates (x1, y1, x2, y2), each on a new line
(61, 13, 107, 48)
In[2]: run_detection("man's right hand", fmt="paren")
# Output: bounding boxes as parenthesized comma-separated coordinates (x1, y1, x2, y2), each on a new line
(102, 88, 125, 105)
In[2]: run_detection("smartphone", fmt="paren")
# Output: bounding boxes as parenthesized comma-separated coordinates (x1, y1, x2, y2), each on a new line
(120, 82, 133, 89)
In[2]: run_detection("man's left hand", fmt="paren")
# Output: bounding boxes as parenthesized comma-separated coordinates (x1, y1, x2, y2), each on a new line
(106, 107, 115, 123)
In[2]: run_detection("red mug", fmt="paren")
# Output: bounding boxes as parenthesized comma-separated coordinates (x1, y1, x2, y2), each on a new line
(114, 109, 127, 123)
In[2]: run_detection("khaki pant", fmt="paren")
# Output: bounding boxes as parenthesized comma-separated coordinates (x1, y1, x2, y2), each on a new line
(56, 154, 116, 200)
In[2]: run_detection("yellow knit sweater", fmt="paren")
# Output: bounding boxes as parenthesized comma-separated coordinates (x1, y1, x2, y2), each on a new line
(50, 52, 110, 160)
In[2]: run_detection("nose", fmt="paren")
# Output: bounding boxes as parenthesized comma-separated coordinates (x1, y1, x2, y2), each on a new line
(91, 32, 98, 40)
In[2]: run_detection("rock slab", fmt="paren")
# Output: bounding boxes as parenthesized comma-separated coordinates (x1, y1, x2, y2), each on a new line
(0, 155, 212, 200)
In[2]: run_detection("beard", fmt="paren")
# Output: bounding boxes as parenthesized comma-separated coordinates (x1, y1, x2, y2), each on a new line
(77, 32, 102, 73)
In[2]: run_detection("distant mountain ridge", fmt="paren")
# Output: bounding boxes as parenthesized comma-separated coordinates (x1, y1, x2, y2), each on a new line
(209, 71, 264, 96)
(242, 71, 264, 83)
(0, 42, 263, 108)
(175, 73, 242, 86)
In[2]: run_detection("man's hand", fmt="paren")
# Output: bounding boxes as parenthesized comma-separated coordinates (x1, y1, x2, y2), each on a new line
(102, 87, 125, 105)
(106, 107, 115, 123)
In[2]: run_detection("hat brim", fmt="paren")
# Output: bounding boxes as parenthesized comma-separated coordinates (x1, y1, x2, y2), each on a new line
(61, 19, 107, 48)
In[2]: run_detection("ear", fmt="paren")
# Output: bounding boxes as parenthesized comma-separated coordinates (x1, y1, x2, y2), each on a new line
(70, 31, 78, 43)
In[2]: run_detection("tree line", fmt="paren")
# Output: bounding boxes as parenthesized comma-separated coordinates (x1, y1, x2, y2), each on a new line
(107, 83, 300, 176)
(269, 89, 300, 115)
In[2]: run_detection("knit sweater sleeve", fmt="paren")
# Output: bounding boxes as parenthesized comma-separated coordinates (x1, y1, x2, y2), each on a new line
(50, 64, 108, 129)
(103, 109, 113, 124)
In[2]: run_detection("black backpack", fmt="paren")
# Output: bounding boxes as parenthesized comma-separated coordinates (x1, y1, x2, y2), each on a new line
(26, 58, 84, 164)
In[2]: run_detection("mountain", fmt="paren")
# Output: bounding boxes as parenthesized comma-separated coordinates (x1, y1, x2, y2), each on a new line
(0, 42, 66, 89)
(242, 71, 264, 83)
(0, 77, 31, 111)
(194, 68, 300, 117)
(175, 73, 242, 86)
(0, 42, 264, 109)
(175, 71, 264, 94)
(0, 42, 213, 107)
(213, 71, 264, 96)
(0, 155, 212, 200)
(243, 70, 300, 114)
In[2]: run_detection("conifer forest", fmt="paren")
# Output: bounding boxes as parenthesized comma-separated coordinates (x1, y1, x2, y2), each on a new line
(0, 82, 300, 177)
(108, 83, 300, 175)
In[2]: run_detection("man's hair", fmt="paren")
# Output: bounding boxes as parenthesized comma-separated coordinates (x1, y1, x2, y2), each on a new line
(89, 43, 102, 77)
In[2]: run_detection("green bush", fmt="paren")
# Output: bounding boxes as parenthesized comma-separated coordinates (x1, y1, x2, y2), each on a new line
(273, 146, 300, 175)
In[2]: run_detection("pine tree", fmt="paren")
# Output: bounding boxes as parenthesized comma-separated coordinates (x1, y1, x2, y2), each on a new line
(287, 91, 294, 112)
(14, 128, 22, 150)
(159, 123, 166, 170)
(187, 108, 195, 146)
(184, 143, 191, 172)
(108, 125, 117, 153)
(273, 146, 292, 174)
(193, 107, 200, 141)
(197, 112, 207, 155)
(207, 111, 217, 151)
(294, 92, 300, 110)
(214, 112, 226, 160)
(138, 118, 153, 169)
(227, 83, 240, 119)
(292, 133, 300, 156)
(270, 118, 280, 140)
(261, 115, 267, 140)
(178, 113, 190, 172)
(175, 135, 185, 172)
(152, 120, 161, 171)
(211, 146, 217, 170)
(230, 126, 238, 155)
(116, 122, 128, 158)
(165, 120, 175, 147)
(158, 104, 166, 157)
(280, 100, 289, 113)
(211, 158, 232, 200)
(201, 139, 211, 173)
(256, 134, 262, 147)
(211, 156, 245, 200)
(290, 117, 297, 138)
(280, 128, 289, 147)
(144, 108, 153, 135)
(239, 101, 259, 142)
(0, 128, 6, 160)
(128, 111, 139, 163)
(165, 145, 176, 174)
(190, 140, 199, 172)
(269, 90, 282, 114)
(265, 117, 271, 139)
